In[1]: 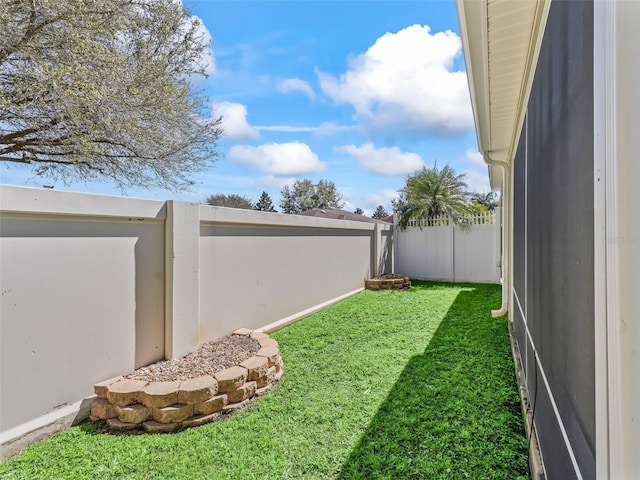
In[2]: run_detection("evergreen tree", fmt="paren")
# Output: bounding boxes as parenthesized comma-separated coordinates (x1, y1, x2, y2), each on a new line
(354, 208, 364, 215)
(372, 205, 389, 219)
(279, 185, 297, 214)
(253, 191, 277, 212)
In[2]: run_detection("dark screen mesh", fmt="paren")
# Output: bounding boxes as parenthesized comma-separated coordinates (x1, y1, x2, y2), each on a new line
(512, 1, 595, 478)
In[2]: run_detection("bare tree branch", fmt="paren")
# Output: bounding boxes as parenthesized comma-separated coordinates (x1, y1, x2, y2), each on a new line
(0, 0, 222, 191)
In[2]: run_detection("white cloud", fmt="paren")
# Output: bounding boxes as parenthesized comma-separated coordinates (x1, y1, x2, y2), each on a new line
(173, 1, 216, 78)
(196, 172, 257, 189)
(259, 175, 296, 190)
(278, 78, 316, 100)
(229, 142, 326, 176)
(252, 122, 356, 135)
(314, 122, 355, 137)
(255, 125, 316, 133)
(363, 189, 400, 211)
(216, 102, 259, 140)
(191, 16, 216, 77)
(340, 200, 355, 212)
(318, 24, 473, 137)
(463, 169, 491, 195)
(465, 149, 485, 168)
(338, 143, 424, 176)
(461, 149, 491, 194)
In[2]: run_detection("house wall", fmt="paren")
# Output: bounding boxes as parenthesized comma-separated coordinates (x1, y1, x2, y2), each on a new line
(596, 2, 640, 476)
(512, 1, 595, 479)
(614, 3, 640, 472)
(0, 185, 391, 457)
(615, 3, 640, 474)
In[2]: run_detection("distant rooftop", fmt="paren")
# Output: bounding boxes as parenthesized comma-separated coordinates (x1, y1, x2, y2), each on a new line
(299, 208, 392, 224)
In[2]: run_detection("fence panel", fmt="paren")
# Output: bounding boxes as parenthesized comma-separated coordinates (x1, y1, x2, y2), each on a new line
(198, 207, 380, 342)
(395, 211, 500, 283)
(0, 187, 166, 445)
(453, 224, 501, 283)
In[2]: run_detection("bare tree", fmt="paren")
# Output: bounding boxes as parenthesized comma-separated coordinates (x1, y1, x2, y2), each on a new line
(0, 0, 223, 190)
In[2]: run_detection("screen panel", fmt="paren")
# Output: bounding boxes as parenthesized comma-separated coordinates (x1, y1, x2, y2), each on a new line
(522, 1, 595, 478)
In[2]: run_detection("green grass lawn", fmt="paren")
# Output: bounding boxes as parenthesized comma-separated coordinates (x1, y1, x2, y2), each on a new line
(0, 281, 529, 479)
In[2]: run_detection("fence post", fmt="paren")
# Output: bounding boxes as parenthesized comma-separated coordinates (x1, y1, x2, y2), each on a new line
(165, 201, 200, 359)
(388, 224, 395, 275)
(451, 220, 456, 283)
(372, 223, 381, 277)
(494, 207, 502, 283)
(392, 215, 398, 274)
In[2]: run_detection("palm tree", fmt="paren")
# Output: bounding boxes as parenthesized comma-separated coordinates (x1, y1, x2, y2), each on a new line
(395, 164, 473, 229)
(470, 191, 499, 212)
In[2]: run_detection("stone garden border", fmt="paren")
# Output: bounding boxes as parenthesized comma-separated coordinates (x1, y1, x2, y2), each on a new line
(364, 275, 411, 291)
(90, 329, 283, 432)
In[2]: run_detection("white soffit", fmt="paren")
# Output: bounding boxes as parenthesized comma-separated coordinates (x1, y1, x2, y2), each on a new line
(456, 0, 550, 188)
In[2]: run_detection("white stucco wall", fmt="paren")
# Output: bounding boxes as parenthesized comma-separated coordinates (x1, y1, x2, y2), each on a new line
(198, 206, 379, 341)
(0, 186, 166, 454)
(0, 186, 391, 456)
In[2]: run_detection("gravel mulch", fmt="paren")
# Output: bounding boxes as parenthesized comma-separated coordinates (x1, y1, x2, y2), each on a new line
(125, 335, 261, 382)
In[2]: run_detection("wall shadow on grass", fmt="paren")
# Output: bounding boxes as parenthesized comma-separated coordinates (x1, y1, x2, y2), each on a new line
(338, 282, 529, 480)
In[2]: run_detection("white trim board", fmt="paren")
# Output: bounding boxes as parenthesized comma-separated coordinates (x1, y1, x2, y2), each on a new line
(592, 1, 613, 478)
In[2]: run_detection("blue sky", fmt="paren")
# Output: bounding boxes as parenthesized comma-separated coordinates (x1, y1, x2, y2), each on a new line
(0, 0, 489, 215)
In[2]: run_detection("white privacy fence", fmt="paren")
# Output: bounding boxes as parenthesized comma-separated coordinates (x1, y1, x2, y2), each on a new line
(404, 211, 497, 227)
(395, 210, 501, 284)
(0, 185, 392, 456)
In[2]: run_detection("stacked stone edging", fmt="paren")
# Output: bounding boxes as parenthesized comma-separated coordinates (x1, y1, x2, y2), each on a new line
(365, 275, 411, 291)
(90, 329, 284, 432)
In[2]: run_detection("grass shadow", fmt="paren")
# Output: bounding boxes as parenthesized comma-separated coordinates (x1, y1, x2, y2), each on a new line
(337, 282, 529, 480)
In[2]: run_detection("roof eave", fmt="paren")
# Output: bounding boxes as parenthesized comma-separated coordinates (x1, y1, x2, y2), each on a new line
(456, 0, 551, 191)
(456, 0, 490, 156)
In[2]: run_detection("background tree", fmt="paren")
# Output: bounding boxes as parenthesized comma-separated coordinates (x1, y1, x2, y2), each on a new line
(395, 164, 473, 228)
(0, 0, 222, 190)
(279, 185, 297, 214)
(353, 208, 364, 215)
(205, 193, 252, 209)
(279, 179, 344, 214)
(253, 191, 277, 212)
(470, 191, 499, 212)
(371, 205, 389, 219)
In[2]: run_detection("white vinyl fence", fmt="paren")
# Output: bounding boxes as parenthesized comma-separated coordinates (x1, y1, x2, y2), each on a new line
(394, 210, 501, 283)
